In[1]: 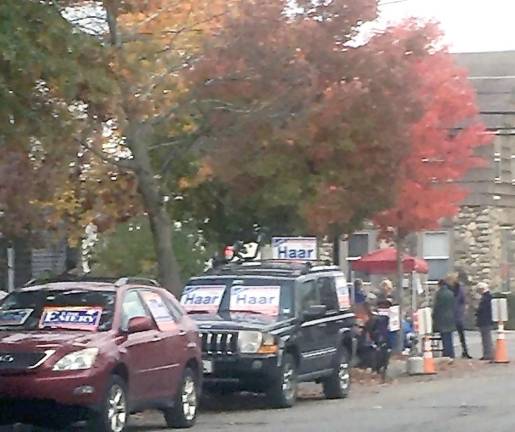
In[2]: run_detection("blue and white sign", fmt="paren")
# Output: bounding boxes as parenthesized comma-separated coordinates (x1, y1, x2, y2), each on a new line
(39, 307, 102, 330)
(181, 285, 226, 313)
(0, 309, 33, 326)
(271, 237, 318, 260)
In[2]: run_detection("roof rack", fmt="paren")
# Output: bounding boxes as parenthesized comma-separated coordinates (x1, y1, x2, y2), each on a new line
(24, 276, 118, 287)
(205, 259, 339, 277)
(24, 276, 160, 288)
(114, 277, 160, 287)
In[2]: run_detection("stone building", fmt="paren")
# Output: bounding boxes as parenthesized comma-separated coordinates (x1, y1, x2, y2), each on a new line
(339, 51, 515, 293)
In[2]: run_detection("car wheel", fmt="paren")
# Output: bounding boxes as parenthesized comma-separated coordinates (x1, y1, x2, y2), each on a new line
(164, 367, 199, 429)
(88, 375, 129, 432)
(322, 348, 351, 399)
(266, 353, 297, 408)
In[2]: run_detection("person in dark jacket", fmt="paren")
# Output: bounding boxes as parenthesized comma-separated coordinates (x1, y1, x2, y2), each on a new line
(449, 273, 472, 359)
(433, 279, 456, 358)
(476, 282, 493, 361)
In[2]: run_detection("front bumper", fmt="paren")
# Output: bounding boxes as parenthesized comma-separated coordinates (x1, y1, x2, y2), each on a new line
(0, 367, 107, 408)
(202, 354, 280, 390)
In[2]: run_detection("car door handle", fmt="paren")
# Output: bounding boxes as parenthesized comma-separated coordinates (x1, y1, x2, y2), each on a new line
(178, 330, 187, 336)
(318, 323, 328, 328)
(150, 335, 162, 343)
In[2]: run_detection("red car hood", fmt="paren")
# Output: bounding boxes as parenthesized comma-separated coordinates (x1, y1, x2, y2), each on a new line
(0, 330, 110, 351)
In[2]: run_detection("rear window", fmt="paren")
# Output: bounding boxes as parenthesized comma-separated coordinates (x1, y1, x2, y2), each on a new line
(0, 289, 116, 332)
(181, 277, 294, 318)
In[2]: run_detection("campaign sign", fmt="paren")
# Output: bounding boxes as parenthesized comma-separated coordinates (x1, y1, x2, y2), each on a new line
(335, 276, 350, 310)
(0, 309, 33, 326)
(271, 237, 317, 260)
(39, 307, 102, 331)
(141, 291, 176, 331)
(180, 285, 225, 313)
(229, 286, 280, 316)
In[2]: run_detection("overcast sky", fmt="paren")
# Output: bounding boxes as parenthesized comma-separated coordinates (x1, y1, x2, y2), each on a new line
(378, 0, 515, 53)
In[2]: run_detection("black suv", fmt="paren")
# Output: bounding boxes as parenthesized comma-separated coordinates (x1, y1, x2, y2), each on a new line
(180, 260, 356, 408)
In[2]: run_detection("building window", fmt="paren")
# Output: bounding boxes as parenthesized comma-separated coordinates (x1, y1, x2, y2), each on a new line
(511, 155, 515, 185)
(423, 231, 450, 282)
(347, 233, 370, 282)
(494, 138, 502, 183)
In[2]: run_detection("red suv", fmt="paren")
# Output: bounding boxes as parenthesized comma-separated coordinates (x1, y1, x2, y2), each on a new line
(0, 277, 201, 432)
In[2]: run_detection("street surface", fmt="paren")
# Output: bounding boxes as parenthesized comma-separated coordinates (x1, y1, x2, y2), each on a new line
(131, 332, 515, 432)
(8, 332, 515, 432)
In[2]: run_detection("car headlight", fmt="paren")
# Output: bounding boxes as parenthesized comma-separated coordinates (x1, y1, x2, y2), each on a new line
(53, 348, 99, 371)
(237, 331, 278, 354)
(237, 331, 263, 353)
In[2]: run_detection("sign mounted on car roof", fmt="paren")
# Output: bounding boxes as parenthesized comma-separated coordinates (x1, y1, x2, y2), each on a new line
(271, 237, 318, 261)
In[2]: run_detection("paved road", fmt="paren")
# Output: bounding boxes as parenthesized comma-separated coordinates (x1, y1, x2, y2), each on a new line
(7, 332, 515, 432)
(131, 331, 515, 432)
(132, 361, 515, 432)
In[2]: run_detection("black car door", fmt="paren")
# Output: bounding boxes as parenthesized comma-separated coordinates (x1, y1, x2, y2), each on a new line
(296, 276, 328, 375)
(315, 275, 342, 370)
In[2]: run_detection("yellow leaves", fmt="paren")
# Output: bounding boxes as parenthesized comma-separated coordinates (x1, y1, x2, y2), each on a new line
(178, 161, 213, 191)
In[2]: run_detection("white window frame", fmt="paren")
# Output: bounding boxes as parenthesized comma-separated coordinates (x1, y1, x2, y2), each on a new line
(347, 232, 370, 282)
(423, 231, 450, 282)
(494, 139, 502, 184)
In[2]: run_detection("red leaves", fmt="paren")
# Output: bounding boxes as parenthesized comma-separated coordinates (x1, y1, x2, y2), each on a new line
(374, 47, 491, 237)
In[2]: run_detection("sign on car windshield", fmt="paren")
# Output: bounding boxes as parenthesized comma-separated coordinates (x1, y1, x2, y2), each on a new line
(0, 309, 33, 326)
(271, 237, 318, 260)
(39, 306, 102, 331)
(229, 286, 280, 316)
(335, 276, 350, 309)
(180, 285, 226, 313)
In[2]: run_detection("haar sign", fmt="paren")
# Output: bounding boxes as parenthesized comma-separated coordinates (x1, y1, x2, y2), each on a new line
(271, 237, 318, 261)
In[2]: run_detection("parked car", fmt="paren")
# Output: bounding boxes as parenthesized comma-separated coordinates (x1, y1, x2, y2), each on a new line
(181, 260, 356, 408)
(0, 277, 201, 432)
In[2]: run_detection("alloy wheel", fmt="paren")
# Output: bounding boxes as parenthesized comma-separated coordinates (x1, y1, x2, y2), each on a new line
(182, 375, 197, 421)
(338, 360, 350, 392)
(107, 384, 127, 432)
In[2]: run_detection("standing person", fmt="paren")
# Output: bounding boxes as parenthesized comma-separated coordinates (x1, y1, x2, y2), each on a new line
(377, 279, 394, 308)
(433, 279, 456, 358)
(476, 282, 493, 361)
(449, 273, 472, 359)
(352, 279, 367, 304)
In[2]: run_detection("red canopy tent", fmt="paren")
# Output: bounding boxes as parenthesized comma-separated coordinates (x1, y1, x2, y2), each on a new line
(352, 247, 428, 274)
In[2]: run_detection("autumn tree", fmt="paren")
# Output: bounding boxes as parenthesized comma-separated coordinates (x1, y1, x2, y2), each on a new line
(184, 3, 445, 247)
(373, 38, 490, 327)
(43, 0, 242, 295)
(0, 0, 129, 244)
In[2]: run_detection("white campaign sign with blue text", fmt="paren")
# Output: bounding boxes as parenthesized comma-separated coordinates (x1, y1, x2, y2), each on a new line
(271, 237, 318, 260)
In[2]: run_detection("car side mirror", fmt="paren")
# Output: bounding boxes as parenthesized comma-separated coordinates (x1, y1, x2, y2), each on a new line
(127, 316, 154, 334)
(302, 304, 327, 321)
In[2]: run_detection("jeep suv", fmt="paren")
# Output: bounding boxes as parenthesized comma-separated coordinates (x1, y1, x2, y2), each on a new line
(0, 277, 201, 432)
(181, 261, 356, 408)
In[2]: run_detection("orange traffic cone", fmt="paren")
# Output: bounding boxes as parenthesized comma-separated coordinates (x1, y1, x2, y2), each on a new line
(494, 322, 509, 364)
(423, 336, 437, 374)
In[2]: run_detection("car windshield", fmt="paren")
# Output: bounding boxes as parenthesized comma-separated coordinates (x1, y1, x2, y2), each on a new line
(181, 277, 294, 319)
(0, 289, 116, 332)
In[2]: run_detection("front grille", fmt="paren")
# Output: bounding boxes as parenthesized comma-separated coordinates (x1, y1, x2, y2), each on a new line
(201, 331, 238, 355)
(0, 352, 47, 371)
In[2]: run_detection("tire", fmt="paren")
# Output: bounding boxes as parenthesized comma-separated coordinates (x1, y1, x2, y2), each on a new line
(322, 348, 351, 399)
(266, 353, 298, 408)
(88, 375, 129, 432)
(164, 367, 199, 429)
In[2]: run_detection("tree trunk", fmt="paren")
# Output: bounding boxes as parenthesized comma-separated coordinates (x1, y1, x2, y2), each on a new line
(394, 235, 405, 353)
(128, 123, 183, 296)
